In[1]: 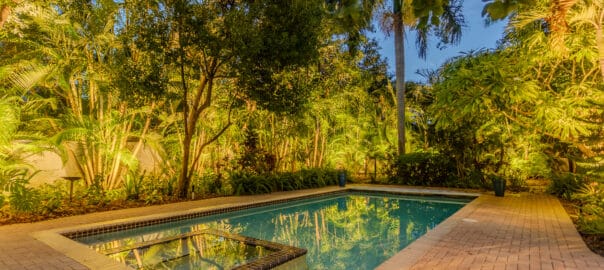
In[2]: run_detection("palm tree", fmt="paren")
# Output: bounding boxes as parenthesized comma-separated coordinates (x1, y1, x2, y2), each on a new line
(3, 1, 157, 189)
(393, 0, 406, 155)
(326, 0, 464, 155)
(569, 0, 604, 79)
(483, 0, 603, 78)
(392, 0, 464, 154)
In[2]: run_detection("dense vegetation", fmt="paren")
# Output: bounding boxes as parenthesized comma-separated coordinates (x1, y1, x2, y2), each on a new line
(0, 0, 602, 241)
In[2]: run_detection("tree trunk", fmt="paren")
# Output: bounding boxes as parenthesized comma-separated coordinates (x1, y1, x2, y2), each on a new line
(394, 8, 406, 155)
(0, 4, 10, 29)
(292, 138, 298, 172)
(312, 119, 320, 167)
(318, 133, 326, 167)
(177, 16, 190, 198)
(178, 132, 192, 198)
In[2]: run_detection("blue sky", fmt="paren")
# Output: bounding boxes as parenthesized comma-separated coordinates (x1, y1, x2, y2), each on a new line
(369, 1, 508, 82)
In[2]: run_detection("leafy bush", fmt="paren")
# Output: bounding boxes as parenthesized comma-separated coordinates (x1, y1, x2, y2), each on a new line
(236, 129, 276, 174)
(506, 174, 527, 192)
(105, 188, 127, 202)
(464, 169, 489, 189)
(84, 176, 109, 206)
(573, 182, 604, 234)
(9, 185, 41, 213)
(191, 172, 223, 197)
(272, 172, 301, 191)
(387, 152, 460, 187)
(509, 152, 551, 179)
(137, 175, 176, 204)
(548, 173, 584, 200)
(229, 168, 342, 195)
(124, 172, 144, 200)
(230, 171, 273, 195)
(142, 190, 164, 205)
(0, 169, 44, 214)
(36, 184, 65, 214)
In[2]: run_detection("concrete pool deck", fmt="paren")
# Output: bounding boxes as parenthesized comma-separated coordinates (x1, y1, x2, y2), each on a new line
(0, 185, 602, 270)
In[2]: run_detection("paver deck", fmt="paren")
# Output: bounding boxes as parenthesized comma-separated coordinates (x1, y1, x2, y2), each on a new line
(0, 185, 602, 270)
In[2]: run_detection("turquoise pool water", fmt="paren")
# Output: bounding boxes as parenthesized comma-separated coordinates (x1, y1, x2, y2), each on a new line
(76, 192, 472, 269)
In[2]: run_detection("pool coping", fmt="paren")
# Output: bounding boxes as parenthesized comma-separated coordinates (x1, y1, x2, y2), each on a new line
(375, 188, 484, 270)
(31, 186, 481, 270)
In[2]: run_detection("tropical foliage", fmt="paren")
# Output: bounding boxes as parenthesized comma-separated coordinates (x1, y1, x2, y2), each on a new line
(0, 0, 602, 241)
(0, 0, 396, 220)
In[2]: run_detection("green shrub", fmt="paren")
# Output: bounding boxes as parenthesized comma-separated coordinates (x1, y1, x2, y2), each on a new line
(124, 173, 143, 200)
(506, 174, 527, 192)
(464, 169, 489, 189)
(0, 169, 43, 214)
(191, 172, 223, 197)
(573, 182, 604, 234)
(9, 185, 41, 213)
(142, 190, 164, 205)
(105, 188, 127, 202)
(84, 176, 109, 206)
(236, 129, 276, 174)
(137, 175, 177, 202)
(37, 184, 65, 214)
(509, 152, 551, 179)
(548, 173, 584, 200)
(387, 152, 458, 187)
(273, 172, 301, 191)
(230, 171, 274, 195)
(229, 168, 342, 195)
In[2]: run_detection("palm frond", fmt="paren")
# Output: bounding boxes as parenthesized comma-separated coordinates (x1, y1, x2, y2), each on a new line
(8, 63, 52, 92)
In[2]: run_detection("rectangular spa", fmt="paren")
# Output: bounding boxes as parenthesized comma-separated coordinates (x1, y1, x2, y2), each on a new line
(64, 190, 473, 270)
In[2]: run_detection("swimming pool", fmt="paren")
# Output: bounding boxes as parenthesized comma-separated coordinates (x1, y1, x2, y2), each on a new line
(73, 191, 472, 269)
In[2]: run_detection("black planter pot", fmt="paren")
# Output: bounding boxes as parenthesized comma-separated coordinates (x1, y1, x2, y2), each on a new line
(492, 177, 506, 197)
(338, 171, 346, 187)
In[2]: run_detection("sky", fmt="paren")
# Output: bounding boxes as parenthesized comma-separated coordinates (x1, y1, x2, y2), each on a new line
(369, 1, 508, 82)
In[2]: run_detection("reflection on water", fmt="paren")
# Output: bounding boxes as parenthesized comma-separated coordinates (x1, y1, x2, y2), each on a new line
(106, 233, 272, 270)
(78, 194, 469, 270)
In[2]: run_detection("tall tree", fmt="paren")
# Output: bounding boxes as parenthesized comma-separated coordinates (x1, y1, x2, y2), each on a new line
(393, 0, 406, 155)
(391, 0, 464, 154)
(162, 0, 324, 198)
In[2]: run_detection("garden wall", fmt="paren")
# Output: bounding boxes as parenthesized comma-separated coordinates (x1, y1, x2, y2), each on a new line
(22, 143, 162, 187)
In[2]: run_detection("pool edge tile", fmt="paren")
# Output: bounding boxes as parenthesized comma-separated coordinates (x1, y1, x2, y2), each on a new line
(32, 185, 480, 270)
(31, 230, 133, 270)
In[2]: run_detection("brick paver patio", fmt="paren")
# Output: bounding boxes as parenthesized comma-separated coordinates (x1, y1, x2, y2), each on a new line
(0, 185, 602, 270)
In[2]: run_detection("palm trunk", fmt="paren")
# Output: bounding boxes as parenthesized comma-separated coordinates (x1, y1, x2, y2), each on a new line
(318, 133, 326, 167)
(0, 3, 11, 29)
(292, 138, 298, 172)
(394, 10, 406, 155)
(312, 120, 320, 167)
(280, 139, 289, 172)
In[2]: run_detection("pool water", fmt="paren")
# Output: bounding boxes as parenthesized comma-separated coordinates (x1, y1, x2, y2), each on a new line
(101, 231, 274, 269)
(77, 192, 471, 269)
